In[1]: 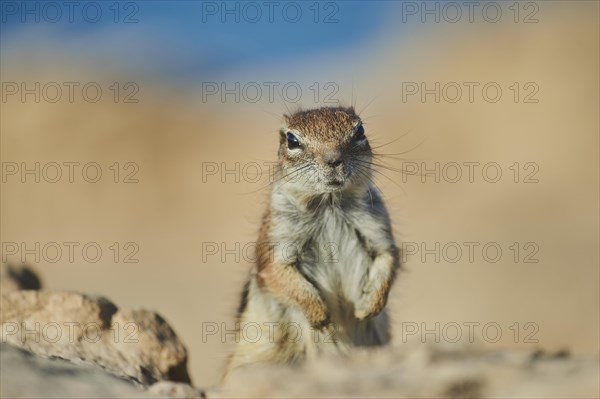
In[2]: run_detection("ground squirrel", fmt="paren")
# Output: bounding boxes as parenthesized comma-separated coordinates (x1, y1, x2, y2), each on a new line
(225, 106, 400, 377)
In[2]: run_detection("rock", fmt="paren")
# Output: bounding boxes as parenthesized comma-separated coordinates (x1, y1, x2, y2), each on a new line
(147, 381, 206, 398)
(1, 343, 147, 398)
(221, 344, 600, 398)
(0, 263, 42, 292)
(1, 343, 206, 399)
(0, 290, 191, 386)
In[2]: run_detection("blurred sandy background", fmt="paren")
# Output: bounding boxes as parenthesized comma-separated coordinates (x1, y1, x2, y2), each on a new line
(1, 1, 598, 388)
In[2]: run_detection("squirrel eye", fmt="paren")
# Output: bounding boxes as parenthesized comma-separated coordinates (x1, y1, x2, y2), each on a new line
(354, 124, 366, 141)
(287, 132, 301, 150)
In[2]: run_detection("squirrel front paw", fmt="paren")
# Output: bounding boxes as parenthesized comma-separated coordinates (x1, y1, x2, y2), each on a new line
(306, 299, 331, 330)
(354, 289, 387, 320)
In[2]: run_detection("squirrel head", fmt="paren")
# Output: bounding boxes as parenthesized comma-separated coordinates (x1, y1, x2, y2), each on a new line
(277, 106, 372, 194)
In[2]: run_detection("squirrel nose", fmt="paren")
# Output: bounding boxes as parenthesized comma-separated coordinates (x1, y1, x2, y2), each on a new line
(327, 159, 343, 167)
(323, 152, 343, 167)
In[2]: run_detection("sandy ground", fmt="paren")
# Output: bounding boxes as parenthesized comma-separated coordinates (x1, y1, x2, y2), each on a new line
(1, 2, 598, 389)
